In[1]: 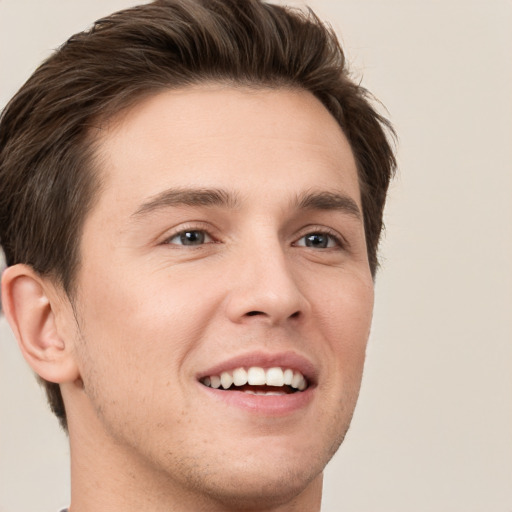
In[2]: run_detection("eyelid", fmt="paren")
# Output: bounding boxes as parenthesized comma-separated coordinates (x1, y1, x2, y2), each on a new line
(293, 226, 348, 249)
(159, 222, 218, 246)
(166, 230, 213, 246)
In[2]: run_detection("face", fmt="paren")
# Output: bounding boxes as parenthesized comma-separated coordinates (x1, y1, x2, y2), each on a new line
(65, 86, 374, 508)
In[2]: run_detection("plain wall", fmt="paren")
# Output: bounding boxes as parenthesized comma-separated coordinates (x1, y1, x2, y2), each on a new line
(1, 1, 511, 511)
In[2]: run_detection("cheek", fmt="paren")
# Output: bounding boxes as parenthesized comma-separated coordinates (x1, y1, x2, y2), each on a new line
(319, 269, 373, 328)
(71, 276, 210, 440)
(81, 261, 191, 328)
(312, 270, 374, 373)
(74, 262, 226, 389)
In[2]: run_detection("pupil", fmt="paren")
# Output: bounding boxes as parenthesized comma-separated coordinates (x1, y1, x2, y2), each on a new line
(306, 233, 327, 248)
(181, 231, 204, 245)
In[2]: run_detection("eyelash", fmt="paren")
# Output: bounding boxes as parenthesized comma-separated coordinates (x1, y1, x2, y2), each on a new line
(162, 224, 216, 247)
(293, 227, 345, 250)
(161, 225, 345, 250)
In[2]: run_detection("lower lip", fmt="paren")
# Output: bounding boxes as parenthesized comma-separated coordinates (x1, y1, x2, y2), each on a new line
(198, 384, 315, 415)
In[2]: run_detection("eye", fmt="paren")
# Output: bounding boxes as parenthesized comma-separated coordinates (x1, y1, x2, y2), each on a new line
(295, 231, 340, 249)
(165, 229, 213, 246)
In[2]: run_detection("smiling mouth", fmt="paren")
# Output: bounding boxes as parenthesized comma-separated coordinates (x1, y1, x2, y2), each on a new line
(200, 366, 308, 395)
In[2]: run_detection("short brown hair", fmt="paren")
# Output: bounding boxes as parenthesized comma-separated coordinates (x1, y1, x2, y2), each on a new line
(0, 0, 396, 430)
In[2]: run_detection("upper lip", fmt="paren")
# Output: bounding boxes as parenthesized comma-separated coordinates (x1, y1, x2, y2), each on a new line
(197, 351, 318, 385)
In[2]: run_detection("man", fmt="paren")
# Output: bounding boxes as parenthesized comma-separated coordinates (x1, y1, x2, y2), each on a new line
(0, 0, 395, 510)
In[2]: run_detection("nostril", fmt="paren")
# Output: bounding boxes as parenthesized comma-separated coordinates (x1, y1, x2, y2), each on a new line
(246, 311, 265, 316)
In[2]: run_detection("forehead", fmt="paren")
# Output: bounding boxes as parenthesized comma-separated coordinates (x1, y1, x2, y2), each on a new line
(89, 85, 360, 218)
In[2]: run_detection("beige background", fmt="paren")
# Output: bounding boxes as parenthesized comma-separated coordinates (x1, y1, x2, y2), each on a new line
(1, 1, 511, 511)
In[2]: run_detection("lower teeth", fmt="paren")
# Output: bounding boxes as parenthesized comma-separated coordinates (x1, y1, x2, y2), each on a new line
(201, 381, 302, 393)
(243, 390, 285, 396)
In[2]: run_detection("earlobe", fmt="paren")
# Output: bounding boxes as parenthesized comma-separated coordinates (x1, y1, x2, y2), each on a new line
(1, 264, 80, 384)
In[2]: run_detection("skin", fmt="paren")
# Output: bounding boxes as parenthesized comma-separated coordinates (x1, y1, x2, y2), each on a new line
(7, 86, 375, 511)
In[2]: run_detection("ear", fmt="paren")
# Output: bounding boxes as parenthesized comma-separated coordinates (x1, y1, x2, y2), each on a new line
(1, 264, 80, 383)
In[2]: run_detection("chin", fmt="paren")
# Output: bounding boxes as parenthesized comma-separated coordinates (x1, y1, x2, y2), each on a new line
(169, 432, 338, 511)
(196, 462, 324, 511)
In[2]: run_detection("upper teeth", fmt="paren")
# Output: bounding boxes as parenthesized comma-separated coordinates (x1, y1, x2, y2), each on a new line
(202, 367, 307, 391)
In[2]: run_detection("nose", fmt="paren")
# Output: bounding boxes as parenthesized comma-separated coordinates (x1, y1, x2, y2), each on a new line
(224, 238, 310, 326)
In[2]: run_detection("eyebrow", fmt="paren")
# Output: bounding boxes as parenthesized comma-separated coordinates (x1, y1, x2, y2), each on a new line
(132, 187, 240, 217)
(131, 187, 362, 220)
(296, 191, 362, 220)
